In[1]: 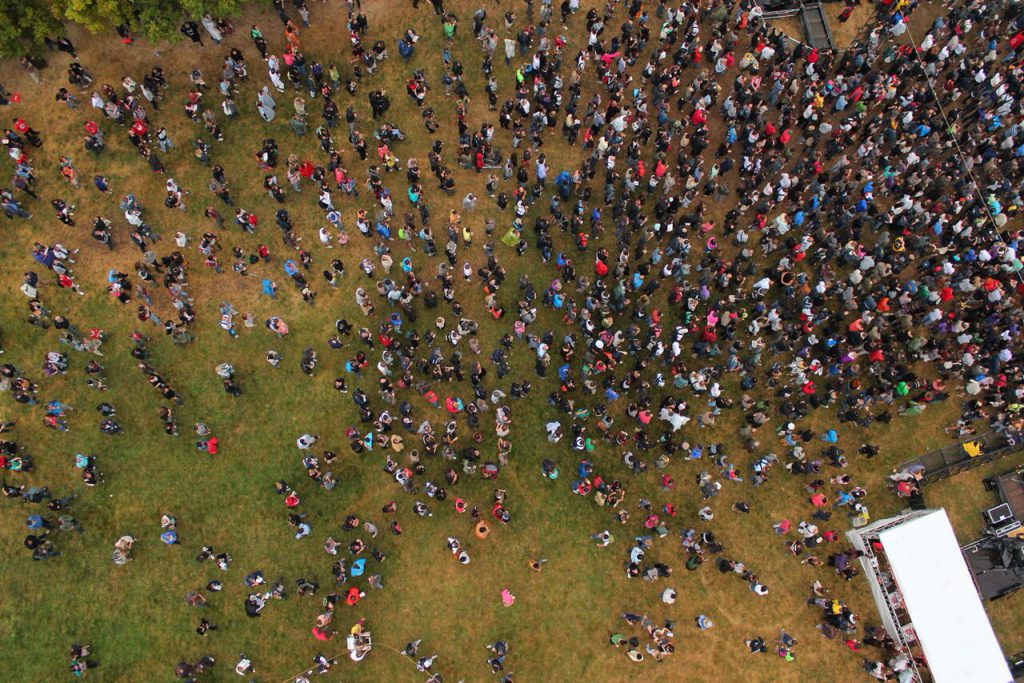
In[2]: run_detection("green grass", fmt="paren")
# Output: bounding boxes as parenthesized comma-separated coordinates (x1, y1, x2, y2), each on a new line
(0, 1, 992, 681)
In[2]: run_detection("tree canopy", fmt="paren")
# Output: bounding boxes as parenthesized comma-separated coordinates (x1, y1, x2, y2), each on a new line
(0, 1, 63, 59)
(0, 0, 248, 58)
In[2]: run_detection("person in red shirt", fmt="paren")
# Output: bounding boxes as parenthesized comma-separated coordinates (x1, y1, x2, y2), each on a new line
(57, 273, 84, 295)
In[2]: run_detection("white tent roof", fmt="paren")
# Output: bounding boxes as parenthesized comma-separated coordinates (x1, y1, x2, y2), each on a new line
(877, 509, 1011, 683)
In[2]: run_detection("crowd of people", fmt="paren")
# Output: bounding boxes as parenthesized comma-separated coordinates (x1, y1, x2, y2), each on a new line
(3, 0, 1024, 679)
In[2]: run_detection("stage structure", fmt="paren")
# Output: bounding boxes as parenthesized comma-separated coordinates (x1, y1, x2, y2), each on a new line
(846, 508, 1012, 683)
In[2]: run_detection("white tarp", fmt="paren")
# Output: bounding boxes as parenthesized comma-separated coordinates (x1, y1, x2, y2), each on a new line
(878, 509, 1011, 683)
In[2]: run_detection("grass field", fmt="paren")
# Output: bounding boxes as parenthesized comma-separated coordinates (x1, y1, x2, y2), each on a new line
(0, 1, 1011, 681)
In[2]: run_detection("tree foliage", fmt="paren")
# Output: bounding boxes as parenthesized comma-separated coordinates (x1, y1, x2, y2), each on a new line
(57, 0, 129, 34)
(0, 1, 63, 58)
(0, 0, 249, 58)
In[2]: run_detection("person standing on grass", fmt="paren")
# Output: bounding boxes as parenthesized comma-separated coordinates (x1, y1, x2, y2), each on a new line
(69, 643, 98, 677)
(257, 86, 276, 121)
(234, 654, 254, 676)
(181, 20, 203, 46)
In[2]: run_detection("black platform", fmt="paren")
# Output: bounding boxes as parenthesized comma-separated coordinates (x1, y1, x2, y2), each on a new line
(963, 536, 1024, 600)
